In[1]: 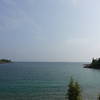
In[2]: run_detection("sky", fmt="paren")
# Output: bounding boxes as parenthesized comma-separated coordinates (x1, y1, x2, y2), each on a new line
(0, 0, 100, 62)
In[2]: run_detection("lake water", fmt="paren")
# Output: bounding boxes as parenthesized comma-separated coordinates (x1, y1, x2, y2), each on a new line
(0, 62, 100, 100)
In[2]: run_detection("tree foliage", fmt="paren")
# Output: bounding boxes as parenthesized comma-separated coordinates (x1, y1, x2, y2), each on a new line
(65, 78, 82, 100)
(97, 95, 100, 100)
(0, 59, 11, 63)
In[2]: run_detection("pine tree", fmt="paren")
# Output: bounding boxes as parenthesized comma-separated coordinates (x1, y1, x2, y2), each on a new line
(65, 78, 82, 100)
(97, 95, 100, 100)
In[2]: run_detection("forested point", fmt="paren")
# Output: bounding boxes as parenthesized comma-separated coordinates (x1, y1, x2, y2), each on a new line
(0, 59, 12, 64)
(84, 58, 100, 69)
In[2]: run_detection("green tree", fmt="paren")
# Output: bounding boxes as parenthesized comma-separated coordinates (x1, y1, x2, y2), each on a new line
(65, 78, 82, 100)
(97, 95, 100, 100)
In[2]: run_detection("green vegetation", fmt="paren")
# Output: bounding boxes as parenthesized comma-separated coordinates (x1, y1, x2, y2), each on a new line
(0, 59, 12, 64)
(65, 78, 82, 100)
(66, 78, 100, 100)
(84, 58, 100, 69)
(97, 95, 100, 100)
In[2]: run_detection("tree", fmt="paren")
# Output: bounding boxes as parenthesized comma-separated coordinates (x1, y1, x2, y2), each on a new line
(92, 58, 96, 64)
(65, 78, 82, 100)
(97, 95, 100, 100)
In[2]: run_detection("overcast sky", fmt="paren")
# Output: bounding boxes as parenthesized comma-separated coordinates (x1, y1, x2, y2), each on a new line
(0, 0, 100, 62)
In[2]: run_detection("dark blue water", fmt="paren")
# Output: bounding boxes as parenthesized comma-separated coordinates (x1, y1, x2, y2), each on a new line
(0, 62, 100, 100)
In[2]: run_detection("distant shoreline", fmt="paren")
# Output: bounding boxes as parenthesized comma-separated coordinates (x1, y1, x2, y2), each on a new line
(0, 59, 12, 64)
(0, 62, 12, 64)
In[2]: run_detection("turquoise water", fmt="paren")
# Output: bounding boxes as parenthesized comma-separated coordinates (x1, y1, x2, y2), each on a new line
(0, 62, 100, 100)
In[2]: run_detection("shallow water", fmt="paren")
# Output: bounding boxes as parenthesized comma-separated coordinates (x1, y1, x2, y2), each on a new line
(0, 62, 99, 100)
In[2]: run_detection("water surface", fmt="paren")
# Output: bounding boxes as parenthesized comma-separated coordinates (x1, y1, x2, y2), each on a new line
(0, 62, 100, 100)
